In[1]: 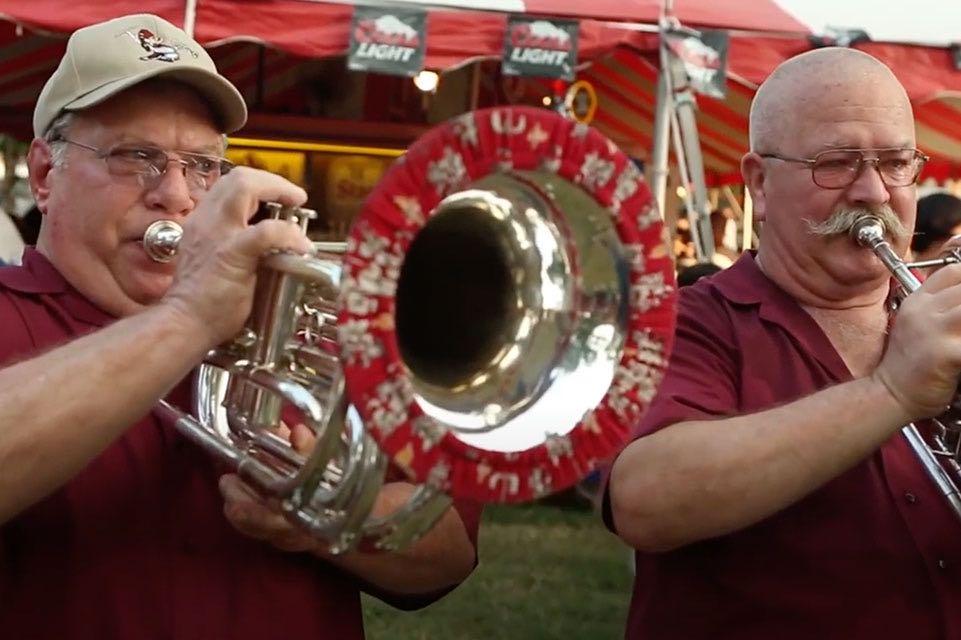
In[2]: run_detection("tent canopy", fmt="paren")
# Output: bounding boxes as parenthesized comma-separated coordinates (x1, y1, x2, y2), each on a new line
(0, 1, 960, 183)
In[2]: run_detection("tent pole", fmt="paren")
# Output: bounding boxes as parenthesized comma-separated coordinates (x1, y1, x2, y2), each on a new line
(650, 0, 673, 219)
(742, 189, 754, 252)
(184, 0, 198, 37)
(650, 70, 671, 219)
(673, 90, 714, 261)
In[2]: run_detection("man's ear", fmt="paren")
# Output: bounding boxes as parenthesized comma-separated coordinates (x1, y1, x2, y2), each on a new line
(27, 139, 55, 215)
(741, 152, 768, 222)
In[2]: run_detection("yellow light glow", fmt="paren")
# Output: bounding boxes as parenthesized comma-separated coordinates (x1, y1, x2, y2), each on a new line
(228, 137, 405, 158)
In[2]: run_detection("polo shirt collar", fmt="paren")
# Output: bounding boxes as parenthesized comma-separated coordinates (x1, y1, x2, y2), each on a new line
(710, 251, 852, 381)
(0, 248, 116, 327)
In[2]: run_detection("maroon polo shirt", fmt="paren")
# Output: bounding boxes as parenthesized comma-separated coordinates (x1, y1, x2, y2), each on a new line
(608, 252, 961, 640)
(0, 249, 480, 639)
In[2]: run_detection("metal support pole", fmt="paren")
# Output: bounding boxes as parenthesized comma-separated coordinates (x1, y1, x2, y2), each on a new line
(650, 71, 671, 219)
(184, 0, 198, 37)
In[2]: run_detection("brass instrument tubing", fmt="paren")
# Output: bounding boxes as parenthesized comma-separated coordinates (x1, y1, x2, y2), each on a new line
(851, 216, 961, 522)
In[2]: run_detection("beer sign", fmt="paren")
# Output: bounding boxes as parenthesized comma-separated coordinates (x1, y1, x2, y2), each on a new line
(348, 6, 426, 77)
(663, 29, 729, 99)
(502, 16, 579, 81)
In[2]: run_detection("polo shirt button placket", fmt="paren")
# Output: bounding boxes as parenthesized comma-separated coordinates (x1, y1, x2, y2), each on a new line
(937, 559, 949, 571)
(903, 491, 918, 504)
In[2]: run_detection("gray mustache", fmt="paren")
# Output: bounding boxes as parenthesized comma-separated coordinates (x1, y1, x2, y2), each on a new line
(805, 206, 909, 240)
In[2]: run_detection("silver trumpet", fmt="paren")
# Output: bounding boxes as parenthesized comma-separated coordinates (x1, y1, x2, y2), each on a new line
(851, 216, 961, 522)
(149, 203, 453, 553)
(140, 106, 678, 555)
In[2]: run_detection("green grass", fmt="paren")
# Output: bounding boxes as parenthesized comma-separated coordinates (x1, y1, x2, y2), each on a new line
(362, 499, 633, 640)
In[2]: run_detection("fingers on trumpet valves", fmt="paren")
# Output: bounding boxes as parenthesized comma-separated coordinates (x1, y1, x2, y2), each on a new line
(210, 167, 308, 224)
(238, 217, 314, 259)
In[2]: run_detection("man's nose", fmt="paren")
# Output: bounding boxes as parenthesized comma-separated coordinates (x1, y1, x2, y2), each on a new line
(143, 161, 195, 215)
(846, 159, 890, 205)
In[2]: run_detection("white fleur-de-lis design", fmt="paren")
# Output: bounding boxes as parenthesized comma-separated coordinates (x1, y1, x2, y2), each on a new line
(526, 122, 550, 148)
(607, 393, 640, 422)
(490, 109, 527, 136)
(488, 471, 520, 496)
(621, 243, 646, 274)
(355, 262, 394, 297)
(476, 461, 491, 484)
(610, 163, 643, 214)
(373, 240, 405, 287)
(343, 290, 379, 316)
(338, 319, 384, 367)
(578, 151, 616, 193)
(544, 433, 574, 464)
(541, 145, 564, 173)
(572, 122, 590, 138)
(631, 272, 674, 313)
(607, 353, 662, 420)
(632, 329, 667, 372)
(393, 195, 425, 226)
(636, 204, 661, 230)
(451, 113, 479, 147)
(427, 146, 468, 196)
(357, 227, 390, 260)
(528, 467, 551, 498)
(427, 461, 451, 489)
(607, 332, 668, 415)
(497, 147, 514, 172)
(581, 412, 602, 435)
(617, 358, 663, 406)
(413, 415, 447, 451)
(366, 376, 413, 438)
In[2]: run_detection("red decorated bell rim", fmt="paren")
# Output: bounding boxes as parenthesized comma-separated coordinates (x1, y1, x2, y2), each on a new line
(338, 105, 677, 503)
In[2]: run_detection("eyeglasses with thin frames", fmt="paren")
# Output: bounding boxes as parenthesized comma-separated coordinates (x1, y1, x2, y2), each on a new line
(54, 138, 234, 194)
(759, 148, 928, 189)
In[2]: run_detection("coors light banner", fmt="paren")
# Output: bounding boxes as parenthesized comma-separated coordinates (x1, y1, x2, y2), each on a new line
(348, 6, 426, 77)
(502, 16, 579, 81)
(662, 29, 730, 99)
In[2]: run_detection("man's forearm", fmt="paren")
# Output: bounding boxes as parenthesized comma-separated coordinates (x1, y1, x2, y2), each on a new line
(0, 303, 210, 524)
(318, 482, 477, 596)
(610, 375, 913, 553)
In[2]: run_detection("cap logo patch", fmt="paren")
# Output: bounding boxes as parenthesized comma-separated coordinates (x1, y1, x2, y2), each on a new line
(120, 28, 198, 63)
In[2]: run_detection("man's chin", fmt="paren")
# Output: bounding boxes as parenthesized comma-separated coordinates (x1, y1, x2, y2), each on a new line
(124, 273, 174, 309)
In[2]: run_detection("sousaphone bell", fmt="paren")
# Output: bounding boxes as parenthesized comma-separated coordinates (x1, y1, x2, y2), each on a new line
(149, 106, 678, 553)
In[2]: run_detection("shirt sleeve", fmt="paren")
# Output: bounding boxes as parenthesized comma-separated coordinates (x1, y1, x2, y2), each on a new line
(602, 282, 740, 532)
(633, 282, 740, 438)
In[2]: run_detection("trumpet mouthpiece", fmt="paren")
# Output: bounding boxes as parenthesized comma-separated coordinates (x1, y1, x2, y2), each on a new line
(849, 216, 885, 248)
(142, 219, 184, 263)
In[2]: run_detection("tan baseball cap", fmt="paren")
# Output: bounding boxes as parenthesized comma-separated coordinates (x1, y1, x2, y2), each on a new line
(33, 13, 247, 138)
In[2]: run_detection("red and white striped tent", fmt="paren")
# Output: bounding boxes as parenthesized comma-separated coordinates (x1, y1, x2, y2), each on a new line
(0, 1, 960, 183)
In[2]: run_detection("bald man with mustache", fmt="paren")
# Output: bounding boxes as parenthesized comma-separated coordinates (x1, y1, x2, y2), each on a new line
(606, 47, 961, 639)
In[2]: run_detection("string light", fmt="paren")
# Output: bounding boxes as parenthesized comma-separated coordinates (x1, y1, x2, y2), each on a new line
(413, 70, 440, 93)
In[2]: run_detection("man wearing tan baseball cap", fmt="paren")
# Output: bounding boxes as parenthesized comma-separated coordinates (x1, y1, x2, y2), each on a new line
(0, 13, 480, 640)
(34, 13, 247, 137)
